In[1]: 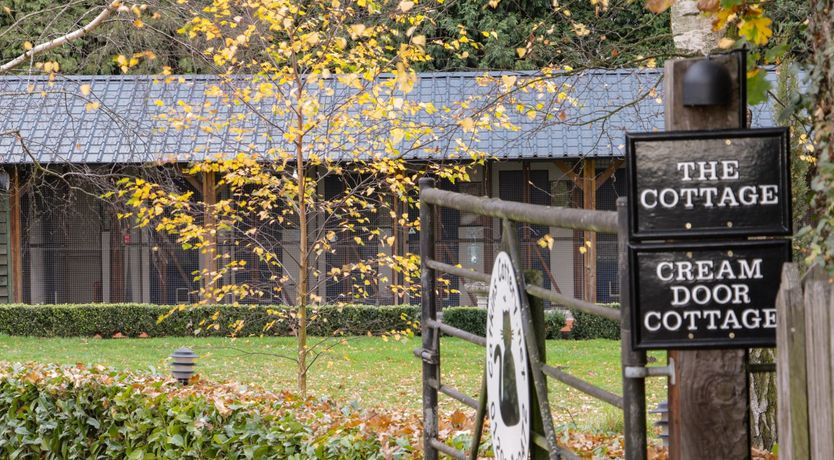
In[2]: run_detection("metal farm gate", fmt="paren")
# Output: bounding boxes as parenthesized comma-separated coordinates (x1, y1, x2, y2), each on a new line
(416, 177, 661, 460)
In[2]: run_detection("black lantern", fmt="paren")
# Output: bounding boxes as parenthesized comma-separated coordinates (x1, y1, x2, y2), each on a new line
(170, 347, 198, 385)
(682, 58, 732, 107)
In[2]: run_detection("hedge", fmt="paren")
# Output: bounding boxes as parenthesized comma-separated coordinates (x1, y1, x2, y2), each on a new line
(0, 303, 625, 339)
(441, 307, 567, 339)
(0, 304, 419, 338)
(0, 362, 411, 459)
(568, 304, 621, 340)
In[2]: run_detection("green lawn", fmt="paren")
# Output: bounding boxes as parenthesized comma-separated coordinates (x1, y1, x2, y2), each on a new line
(0, 335, 665, 431)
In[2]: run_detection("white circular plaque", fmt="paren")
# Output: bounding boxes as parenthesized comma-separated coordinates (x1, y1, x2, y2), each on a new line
(486, 251, 530, 460)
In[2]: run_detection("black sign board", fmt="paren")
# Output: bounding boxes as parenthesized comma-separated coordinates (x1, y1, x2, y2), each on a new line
(629, 239, 790, 350)
(626, 128, 791, 240)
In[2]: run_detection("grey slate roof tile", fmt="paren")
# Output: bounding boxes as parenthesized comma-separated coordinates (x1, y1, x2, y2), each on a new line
(0, 70, 778, 164)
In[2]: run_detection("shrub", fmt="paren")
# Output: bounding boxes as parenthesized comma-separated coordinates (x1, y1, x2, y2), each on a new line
(0, 304, 419, 338)
(0, 362, 412, 459)
(441, 307, 566, 339)
(568, 304, 621, 340)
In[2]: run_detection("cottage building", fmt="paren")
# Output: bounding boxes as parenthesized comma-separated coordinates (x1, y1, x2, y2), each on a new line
(0, 70, 775, 306)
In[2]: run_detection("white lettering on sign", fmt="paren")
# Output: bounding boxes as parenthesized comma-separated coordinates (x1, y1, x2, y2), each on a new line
(637, 160, 779, 212)
(643, 254, 777, 337)
(655, 259, 763, 282)
(643, 308, 776, 333)
(638, 185, 779, 210)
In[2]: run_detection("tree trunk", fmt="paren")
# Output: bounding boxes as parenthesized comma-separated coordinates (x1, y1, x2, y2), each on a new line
(295, 70, 309, 398)
(670, 0, 720, 54)
(297, 189, 308, 398)
(749, 349, 777, 450)
(808, 1, 834, 260)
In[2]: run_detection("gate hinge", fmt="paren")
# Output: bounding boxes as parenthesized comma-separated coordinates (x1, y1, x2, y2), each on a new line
(624, 358, 676, 385)
(413, 347, 439, 365)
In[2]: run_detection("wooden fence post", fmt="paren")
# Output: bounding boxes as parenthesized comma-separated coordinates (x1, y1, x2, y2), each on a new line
(664, 53, 751, 460)
(775, 263, 809, 460)
(419, 177, 439, 460)
(618, 197, 648, 460)
(802, 265, 834, 457)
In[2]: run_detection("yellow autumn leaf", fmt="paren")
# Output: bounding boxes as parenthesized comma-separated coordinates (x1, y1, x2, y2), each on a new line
(571, 22, 590, 37)
(537, 234, 554, 250)
(22, 41, 32, 51)
(85, 101, 101, 112)
(459, 117, 475, 131)
(80, 84, 91, 96)
(645, 0, 673, 14)
(411, 35, 426, 46)
(398, 0, 414, 12)
(133, 19, 144, 28)
(739, 16, 773, 46)
(390, 127, 405, 144)
(516, 47, 527, 58)
(349, 24, 366, 39)
(718, 37, 736, 49)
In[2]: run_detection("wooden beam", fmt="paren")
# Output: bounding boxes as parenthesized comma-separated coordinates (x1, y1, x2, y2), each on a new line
(392, 193, 400, 305)
(595, 159, 624, 191)
(582, 159, 596, 303)
(555, 160, 582, 187)
(9, 168, 22, 303)
(664, 54, 750, 460)
(200, 171, 218, 302)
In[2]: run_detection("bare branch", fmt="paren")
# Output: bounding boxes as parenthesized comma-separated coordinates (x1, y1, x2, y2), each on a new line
(0, 1, 122, 74)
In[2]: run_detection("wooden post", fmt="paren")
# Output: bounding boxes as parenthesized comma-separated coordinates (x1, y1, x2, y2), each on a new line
(801, 265, 834, 457)
(560, 158, 599, 302)
(201, 172, 217, 302)
(419, 177, 439, 460)
(775, 263, 809, 460)
(618, 197, 648, 459)
(582, 159, 597, 303)
(9, 167, 22, 303)
(664, 53, 751, 460)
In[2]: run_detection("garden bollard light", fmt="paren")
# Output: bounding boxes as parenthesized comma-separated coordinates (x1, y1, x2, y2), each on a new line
(170, 347, 198, 385)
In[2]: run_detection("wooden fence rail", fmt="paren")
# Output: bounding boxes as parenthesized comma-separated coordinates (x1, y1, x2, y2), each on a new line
(776, 263, 834, 459)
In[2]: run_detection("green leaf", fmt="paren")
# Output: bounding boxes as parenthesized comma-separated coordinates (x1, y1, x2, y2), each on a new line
(87, 417, 101, 429)
(168, 434, 184, 447)
(764, 43, 789, 64)
(747, 69, 772, 106)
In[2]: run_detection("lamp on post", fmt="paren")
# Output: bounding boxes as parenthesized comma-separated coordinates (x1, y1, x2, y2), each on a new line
(682, 57, 733, 107)
(170, 347, 198, 385)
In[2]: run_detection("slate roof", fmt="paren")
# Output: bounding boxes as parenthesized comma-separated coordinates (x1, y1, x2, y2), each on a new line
(0, 70, 777, 164)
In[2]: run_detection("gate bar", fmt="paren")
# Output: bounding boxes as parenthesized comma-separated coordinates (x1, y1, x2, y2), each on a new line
(428, 319, 487, 347)
(617, 197, 648, 459)
(541, 364, 624, 409)
(502, 218, 560, 459)
(421, 187, 618, 234)
(526, 284, 621, 322)
(425, 259, 491, 283)
(425, 258, 621, 322)
(436, 384, 479, 409)
(426, 260, 620, 321)
(429, 439, 467, 460)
